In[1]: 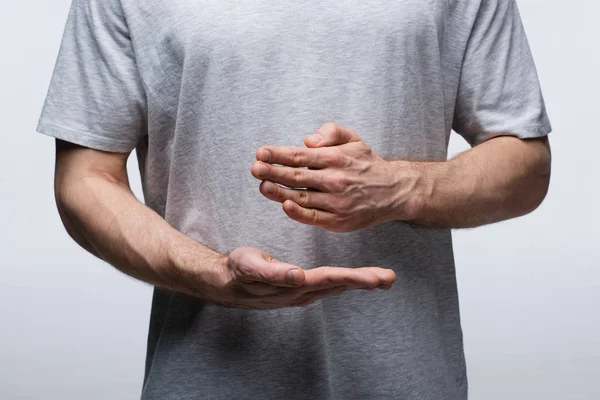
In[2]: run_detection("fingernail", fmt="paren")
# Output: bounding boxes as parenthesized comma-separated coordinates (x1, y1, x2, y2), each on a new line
(265, 181, 275, 194)
(262, 149, 272, 162)
(287, 269, 301, 286)
(308, 133, 322, 143)
(258, 163, 268, 177)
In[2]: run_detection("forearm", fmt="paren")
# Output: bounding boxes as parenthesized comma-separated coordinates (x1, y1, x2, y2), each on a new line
(397, 136, 551, 229)
(55, 169, 223, 298)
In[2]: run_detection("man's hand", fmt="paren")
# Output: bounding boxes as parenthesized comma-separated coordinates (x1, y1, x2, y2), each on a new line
(250, 123, 415, 232)
(204, 247, 397, 309)
(252, 122, 551, 230)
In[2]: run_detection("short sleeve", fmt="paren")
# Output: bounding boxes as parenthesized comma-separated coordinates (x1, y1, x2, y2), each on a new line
(37, 0, 147, 152)
(452, 0, 551, 147)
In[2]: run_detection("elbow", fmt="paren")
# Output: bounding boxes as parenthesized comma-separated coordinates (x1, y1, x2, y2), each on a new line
(54, 181, 83, 242)
(54, 173, 79, 228)
(522, 141, 552, 215)
(53, 176, 99, 256)
(527, 167, 550, 214)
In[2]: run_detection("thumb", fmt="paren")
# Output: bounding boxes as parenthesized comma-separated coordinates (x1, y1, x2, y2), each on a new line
(254, 251, 306, 287)
(304, 122, 362, 148)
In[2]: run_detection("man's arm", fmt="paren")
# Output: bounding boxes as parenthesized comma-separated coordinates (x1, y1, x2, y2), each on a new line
(251, 123, 551, 231)
(53, 139, 395, 308)
(394, 135, 551, 229)
(54, 139, 223, 296)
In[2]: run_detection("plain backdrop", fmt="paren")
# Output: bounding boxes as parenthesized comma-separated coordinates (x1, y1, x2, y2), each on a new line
(1, 1, 598, 399)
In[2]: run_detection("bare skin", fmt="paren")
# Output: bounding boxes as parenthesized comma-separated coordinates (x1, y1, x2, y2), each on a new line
(55, 120, 549, 309)
(252, 122, 551, 231)
(54, 140, 397, 310)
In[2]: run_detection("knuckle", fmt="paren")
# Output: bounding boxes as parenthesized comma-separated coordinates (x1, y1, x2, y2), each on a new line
(334, 197, 350, 213)
(293, 169, 304, 184)
(323, 175, 337, 192)
(313, 171, 325, 187)
(322, 149, 343, 165)
(330, 153, 347, 167)
(367, 272, 381, 288)
(320, 122, 339, 138)
(310, 209, 320, 224)
(327, 173, 347, 192)
(338, 174, 352, 186)
(323, 122, 337, 132)
(291, 149, 304, 164)
(297, 190, 309, 206)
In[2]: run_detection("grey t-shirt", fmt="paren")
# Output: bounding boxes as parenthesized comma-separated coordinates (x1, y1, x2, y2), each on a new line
(37, 1, 551, 399)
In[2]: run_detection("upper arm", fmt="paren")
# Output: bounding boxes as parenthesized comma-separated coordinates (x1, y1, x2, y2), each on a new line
(479, 135, 552, 180)
(54, 139, 131, 199)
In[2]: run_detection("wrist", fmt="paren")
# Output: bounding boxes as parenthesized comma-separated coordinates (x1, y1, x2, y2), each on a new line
(164, 231, 227, 295)
(402, 160, 470, 225)
(387, 160, 446, 223)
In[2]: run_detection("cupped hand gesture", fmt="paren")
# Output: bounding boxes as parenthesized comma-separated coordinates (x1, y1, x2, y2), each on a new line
(208, 247, 396, 309)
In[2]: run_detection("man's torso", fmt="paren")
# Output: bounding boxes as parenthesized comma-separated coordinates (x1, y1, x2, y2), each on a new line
(124, 1, 477, 398)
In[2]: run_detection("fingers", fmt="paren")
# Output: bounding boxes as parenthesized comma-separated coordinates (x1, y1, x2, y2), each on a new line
(260, 272, 395, 308)
(241, 262, 395, 293)
(305, 122, 362, 148)
(282, 200, 340, 230)
(242, 274, 383, 299)
(242, 265, 395, 296)
(256, 146, 343, 169)
(364, 267, 397, 287)
(251, 161, 329, 191)
(304, 266, 393, 289)
(259, 182, 333, 210)
(233, 249, 396, 291)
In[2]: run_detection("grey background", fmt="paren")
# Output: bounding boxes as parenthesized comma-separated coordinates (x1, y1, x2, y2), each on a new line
(1, 0, 598, 399)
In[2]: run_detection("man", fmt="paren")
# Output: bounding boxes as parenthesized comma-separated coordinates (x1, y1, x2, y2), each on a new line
(38, 0, 551, 398)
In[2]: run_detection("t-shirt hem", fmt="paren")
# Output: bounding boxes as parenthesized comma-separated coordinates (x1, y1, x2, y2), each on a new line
(36, 120, 139, 153)
(471, 122, 553, 147)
